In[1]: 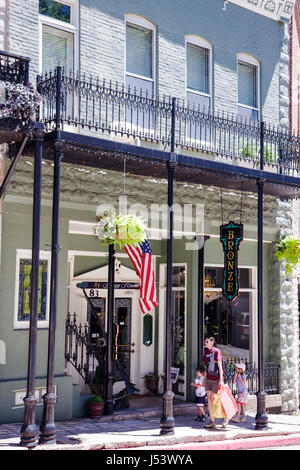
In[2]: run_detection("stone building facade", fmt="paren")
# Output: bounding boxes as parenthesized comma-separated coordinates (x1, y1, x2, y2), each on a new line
(0, 0, 299, 422)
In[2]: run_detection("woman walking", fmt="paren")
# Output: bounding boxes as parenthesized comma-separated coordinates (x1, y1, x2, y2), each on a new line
(203, 337, 227, 429)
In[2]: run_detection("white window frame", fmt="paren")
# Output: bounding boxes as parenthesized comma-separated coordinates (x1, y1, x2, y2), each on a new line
(38, 0, 79, 75)
(14, 249, 51, 330)
(204, 263, 257, 364)
(185, 35, 212, 107)
(158, 263, 187, 400)
(124, 14, 156, 94)
(237, 53, 260, 119)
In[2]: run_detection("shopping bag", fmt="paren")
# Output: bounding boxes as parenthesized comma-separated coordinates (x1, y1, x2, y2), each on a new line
(218, 384, 238, 419)
(212, 393, 227, 418)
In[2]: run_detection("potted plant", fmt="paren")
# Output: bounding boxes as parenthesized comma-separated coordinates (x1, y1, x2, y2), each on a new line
(86, 394, 105, 419)
(144, 373, 159, 395)
(275, 235, 300, 275)
(93, 212, 147, 250)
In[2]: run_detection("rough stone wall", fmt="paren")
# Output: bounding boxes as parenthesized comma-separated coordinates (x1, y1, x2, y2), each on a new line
(268, 23, 300, 413)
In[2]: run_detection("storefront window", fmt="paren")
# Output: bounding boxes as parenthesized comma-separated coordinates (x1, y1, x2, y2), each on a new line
(204, 266, 255, 358)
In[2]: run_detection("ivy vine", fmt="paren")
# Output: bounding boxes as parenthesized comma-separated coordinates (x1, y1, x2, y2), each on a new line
(275, 235, 300, 275)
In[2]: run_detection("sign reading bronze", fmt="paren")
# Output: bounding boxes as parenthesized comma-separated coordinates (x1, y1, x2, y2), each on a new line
(220, 221, 243, 302)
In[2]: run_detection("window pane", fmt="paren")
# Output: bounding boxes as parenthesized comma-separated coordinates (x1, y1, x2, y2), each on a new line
(238, 104, 258, 121)
(205, 267, 252, 289)
(18, 259, 48, 322)
(172, 290, 185, 376)
(42, 24, 74, 73)
(238, 61, 257, 108)
(39, 0, 71, 23)
(204, 291, 251, 357)
(126, 23, 152, 78)
(187, 43, 209, 94)
(125, 74, 154, 130)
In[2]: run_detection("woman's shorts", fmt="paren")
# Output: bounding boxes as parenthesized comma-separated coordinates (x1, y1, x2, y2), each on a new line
(196, 396, 206, 407)
(205, 378, 220, 394)
(236, 392, 248, 405)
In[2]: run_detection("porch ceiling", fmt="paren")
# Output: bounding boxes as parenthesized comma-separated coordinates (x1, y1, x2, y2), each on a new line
(18, 130, 300, 198)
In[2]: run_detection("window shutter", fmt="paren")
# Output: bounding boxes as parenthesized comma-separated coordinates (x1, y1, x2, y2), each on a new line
(126, 23, 152, 78)
(187, 43, 209, 94)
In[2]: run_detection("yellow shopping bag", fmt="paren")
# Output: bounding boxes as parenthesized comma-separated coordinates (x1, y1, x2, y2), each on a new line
(212, 393, 227, 419)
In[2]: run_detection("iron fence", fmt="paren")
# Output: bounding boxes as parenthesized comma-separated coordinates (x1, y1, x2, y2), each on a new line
(0, 50, 30, 85)
(37, 67, 300, 175)
(224, 357, 280, 395)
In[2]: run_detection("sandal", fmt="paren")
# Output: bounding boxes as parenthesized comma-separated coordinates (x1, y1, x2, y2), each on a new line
(204, 421, 216, 429)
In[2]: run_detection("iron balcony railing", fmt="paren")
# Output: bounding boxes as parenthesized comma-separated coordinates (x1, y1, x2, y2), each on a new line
(37, 67, 300, 175)
(0, 50, 30, 85)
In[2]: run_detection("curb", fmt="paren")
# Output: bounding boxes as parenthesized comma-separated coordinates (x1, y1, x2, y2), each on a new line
(131, 433, 300, 451)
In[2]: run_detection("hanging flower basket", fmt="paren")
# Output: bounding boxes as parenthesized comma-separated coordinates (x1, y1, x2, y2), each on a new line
(0, 81, 41, 123)
(94, 212, 147, 250)
(275, 235, 300, 275)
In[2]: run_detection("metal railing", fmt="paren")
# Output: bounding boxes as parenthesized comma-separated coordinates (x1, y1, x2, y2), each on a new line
(64, 313, 105, 386)
(0, 50, 30, 85)
(224, 357, 280, 395)
(37, 67, 300, 175)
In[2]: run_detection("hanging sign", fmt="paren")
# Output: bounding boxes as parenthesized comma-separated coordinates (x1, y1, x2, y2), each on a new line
(220, 221, 243, 302)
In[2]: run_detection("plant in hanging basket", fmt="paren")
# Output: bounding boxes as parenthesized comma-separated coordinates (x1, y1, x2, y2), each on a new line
(275, 235, 300, 275)
(94, 212, 147, 250)
(0, 81, 41, 123)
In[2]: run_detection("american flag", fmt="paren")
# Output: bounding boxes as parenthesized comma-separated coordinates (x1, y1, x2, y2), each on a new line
(124, 239, 158, 314)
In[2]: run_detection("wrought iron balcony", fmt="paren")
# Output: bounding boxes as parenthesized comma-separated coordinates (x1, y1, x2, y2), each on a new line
(0, 50, 30, 85)
(37, 67, 300, 176)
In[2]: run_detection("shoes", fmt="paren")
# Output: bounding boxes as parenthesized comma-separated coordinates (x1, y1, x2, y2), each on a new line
(231, 417, 240, 423)
(204, 421, 216, 429)
(240, 416, 247, 422)
(222, 417, 229, 428)
(195, 416, 202, 422)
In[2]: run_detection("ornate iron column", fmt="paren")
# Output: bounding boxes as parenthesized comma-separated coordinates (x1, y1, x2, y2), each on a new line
(160, 97, 176, 435)
(104, 243, 115, 415)
(255, 177, 268, 430)
(39, 139, 63, 444)
(20, 126, 44, 448)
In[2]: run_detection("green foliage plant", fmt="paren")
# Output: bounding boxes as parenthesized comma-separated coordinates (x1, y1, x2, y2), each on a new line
(94, 212, 147, 250)
(86, 394, 104, 405)
(275, 235, 300, 275)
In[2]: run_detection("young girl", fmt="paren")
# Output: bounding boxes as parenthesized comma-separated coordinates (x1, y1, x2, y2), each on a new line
(190, 364, 207, 422)
(232, 363, 248, 422)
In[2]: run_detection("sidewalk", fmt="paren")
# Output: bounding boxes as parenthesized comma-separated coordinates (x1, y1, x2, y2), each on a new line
(1, 402, 300, 451)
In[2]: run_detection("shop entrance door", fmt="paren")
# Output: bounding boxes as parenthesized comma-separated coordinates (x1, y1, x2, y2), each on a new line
(114, 298, 132, 381)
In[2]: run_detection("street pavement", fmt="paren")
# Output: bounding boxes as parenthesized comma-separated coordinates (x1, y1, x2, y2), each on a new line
(1, 409, 300, 451)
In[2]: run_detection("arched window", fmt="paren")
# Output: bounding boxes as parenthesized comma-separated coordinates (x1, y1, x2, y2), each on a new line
(237, 53, 260, 121)
(185, 35, 212, 110)
(125, 14, 156, 96)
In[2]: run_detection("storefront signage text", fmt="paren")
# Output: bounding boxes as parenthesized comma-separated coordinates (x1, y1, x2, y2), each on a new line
(220, 221, 243, 302)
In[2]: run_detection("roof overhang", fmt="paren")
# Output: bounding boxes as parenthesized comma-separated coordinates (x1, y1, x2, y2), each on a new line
(32, 130, 300, 199)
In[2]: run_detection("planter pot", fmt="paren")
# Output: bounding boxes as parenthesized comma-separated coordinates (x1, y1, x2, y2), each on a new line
(86, 402, 105, 419)
(145, 377, 159, 395)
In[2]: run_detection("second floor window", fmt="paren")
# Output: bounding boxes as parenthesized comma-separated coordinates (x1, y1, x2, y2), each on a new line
(238, 56, 259, 121)
(39, 0, 78, 74)
(125, 15, 155, 131)
(125, 16, 155, 97)
(186, 42, 210, 109)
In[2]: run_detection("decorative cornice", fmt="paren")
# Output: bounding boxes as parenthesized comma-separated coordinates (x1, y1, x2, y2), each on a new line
(226, 0, 295, 22)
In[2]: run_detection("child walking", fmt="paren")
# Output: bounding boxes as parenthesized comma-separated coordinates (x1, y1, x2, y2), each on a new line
(232, 363, 248, 422)
(190, 365, 207, 422)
